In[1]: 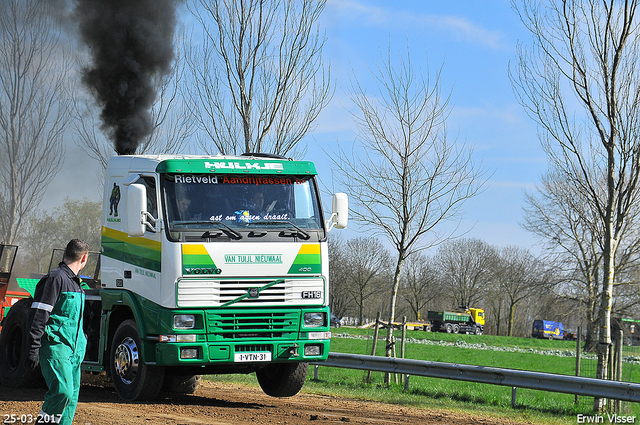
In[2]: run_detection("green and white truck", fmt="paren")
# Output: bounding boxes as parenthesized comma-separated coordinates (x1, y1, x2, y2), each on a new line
(0, 153, 347, 400)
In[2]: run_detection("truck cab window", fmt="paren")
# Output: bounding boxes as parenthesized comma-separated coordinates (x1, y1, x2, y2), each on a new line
(161, 173, 324, 239)
(140, 176, 158, 231)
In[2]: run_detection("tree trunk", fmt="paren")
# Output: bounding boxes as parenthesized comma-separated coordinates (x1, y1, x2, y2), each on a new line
(384, 255, 405, 383)
(508, 302, 516, 337)
(359, 293, 364, 328)
(595, 159, 616, 411)
(584, 296, 599, 353)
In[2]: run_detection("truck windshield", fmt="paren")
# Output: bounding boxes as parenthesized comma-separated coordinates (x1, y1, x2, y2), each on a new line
(162, 173, 324, 233)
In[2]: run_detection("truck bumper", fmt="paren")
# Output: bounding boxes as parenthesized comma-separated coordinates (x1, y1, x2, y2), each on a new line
(154, 338, 330, 366)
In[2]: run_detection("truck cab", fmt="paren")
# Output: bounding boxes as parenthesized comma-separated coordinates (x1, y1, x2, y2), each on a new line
(468, 308, 485, 327)
(90, 154, 347, 400)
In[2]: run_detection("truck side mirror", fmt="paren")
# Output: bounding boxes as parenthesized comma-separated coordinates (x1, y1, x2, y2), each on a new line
(328, 193, 348, 230)
(127, 183, 147, 237)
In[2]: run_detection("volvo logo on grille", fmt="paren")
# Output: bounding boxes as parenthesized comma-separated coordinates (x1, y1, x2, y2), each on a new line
(248, 288, 260, 298)
(184, 267, 222, 275)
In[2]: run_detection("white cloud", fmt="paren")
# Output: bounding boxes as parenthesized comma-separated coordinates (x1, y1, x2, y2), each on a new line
(325, 0, 506, 50)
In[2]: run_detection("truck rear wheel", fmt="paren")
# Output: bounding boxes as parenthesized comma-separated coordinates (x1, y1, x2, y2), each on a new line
(452, 324, 460, 334)
(445, 323, 453, 333)
(110, 319, 165, 401)
(0, 298, 45, 388)
(256, 362, 308, 397)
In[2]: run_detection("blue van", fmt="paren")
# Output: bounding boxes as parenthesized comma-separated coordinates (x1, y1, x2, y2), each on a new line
(532, 320, 565, 340)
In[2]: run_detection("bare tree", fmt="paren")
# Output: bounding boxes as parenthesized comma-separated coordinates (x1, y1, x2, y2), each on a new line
(342, 237, 391, 327)
(399, 252, 440, 321)
(511, 1, 640, 400)
(483, 284, 508, 336)
(331, 47, 485, 367)
(187, 0, 331, 156)
(491, 245, 542, 336)
(0, 0, 73, 244)
(523, 170, 604, 350)
(19, 198, 101, 275)
(435, 238, 494, 309)
(327, 234, 351, 320)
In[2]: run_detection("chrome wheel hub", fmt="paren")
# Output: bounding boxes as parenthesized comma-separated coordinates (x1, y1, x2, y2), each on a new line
(114, 336, 139, 384)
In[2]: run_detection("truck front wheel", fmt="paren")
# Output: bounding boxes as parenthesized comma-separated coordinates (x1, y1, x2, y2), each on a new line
(256, 362, 308, 397)
(110, 319, 165, 401)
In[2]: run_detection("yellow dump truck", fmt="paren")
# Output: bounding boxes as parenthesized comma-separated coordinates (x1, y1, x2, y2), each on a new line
(387, 307, 485, 335)
(427, 308, 485, 335)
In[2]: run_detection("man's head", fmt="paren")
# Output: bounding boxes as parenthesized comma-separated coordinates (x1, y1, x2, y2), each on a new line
(251, 191, 264, 209)
(64, 239, 89, 272)
(176, 194, 191, 214)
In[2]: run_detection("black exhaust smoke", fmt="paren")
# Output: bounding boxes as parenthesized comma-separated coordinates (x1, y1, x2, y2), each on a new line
(74, 0, 179, 155)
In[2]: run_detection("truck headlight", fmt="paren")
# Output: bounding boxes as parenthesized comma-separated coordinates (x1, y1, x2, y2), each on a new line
(304, 344, 322, 356)
(304, 312, 325, 327)
(174, 314, 196, 329)
(308, 331, 331, 340)
(160, 334, 197, 343)
(180, 347, 199, 359)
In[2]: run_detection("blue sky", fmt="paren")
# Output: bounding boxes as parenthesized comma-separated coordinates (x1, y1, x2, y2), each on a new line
(305, 0, 546, 252)
(48, 0, 547, 254)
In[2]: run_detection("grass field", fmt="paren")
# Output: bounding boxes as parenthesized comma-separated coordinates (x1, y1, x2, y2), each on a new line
(207, 327, 640, 424)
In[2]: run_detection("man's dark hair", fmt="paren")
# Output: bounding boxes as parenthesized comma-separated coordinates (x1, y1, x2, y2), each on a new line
(64, 239, 90, 262)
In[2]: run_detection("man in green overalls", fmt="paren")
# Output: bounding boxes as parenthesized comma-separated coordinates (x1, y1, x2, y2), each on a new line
(27, 239, 89, 424)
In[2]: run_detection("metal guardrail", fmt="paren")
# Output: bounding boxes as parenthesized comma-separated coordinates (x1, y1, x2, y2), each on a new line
(312, 353, 640, 403)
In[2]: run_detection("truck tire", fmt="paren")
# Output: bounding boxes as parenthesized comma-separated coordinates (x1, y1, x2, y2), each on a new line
(445, 323, 453, 333)
(452, 324, 460, 334)
(0, 298, 45, 388)
(162, 372, 202, 394)
(110, 319, 165, 401)
(475, 327, 483, 335)
(256, 362, 308, 397)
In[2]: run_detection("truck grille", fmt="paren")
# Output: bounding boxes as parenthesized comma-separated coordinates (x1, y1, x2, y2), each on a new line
(177, 278, 325, 307)
(205, 311, 299, 340)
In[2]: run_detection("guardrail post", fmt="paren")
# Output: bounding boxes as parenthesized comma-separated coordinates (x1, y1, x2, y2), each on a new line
(614, 329, 623, 413)
(404, 374, 410, 392)
(511, 387, 517, 408)
(400, 317, 407, 385)
(314, 365, 319, 381)
(575, 325, 581, 404)
(365, 312, 381, 384)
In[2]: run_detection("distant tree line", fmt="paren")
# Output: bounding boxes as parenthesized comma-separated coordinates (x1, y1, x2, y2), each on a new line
(329, 234, 640, 343)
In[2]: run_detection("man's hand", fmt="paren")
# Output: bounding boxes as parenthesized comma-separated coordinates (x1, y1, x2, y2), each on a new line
(26, 350, 39, 370)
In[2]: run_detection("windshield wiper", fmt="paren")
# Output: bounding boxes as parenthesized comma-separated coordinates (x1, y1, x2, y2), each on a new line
(172, 221, 242, 239)
(252, 220, 310, 240)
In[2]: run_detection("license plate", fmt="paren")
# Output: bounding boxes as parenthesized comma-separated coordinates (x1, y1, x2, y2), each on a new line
(234, 352, 272, 362)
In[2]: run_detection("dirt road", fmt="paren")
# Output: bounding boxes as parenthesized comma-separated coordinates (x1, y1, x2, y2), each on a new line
(1, 377, 539, 425)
